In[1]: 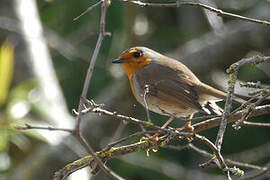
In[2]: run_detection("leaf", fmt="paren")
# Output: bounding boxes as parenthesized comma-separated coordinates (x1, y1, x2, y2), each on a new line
(0, 127, 10, 152)
(0, 41, 14, 107)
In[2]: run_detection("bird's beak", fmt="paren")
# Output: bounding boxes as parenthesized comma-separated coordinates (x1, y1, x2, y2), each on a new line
(112, 58, 125, 64)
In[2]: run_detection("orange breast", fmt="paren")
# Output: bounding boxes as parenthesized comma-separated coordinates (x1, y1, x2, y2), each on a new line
(121, 63, 142, 103)
(121, 59, 151, 103)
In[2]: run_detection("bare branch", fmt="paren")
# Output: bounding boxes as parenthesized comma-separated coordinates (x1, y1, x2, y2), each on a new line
(54, 136, 174, 180)
(241, 168, 270, 180)
(215, 88, 233, 151)
(66, 0, 123, 179)
(188, 143, 263, 171)
(75, 1, 111, 132)
(16, 124, 73, 133)
(193, 104, 270, 133)
(212, 56, 270, 174)
(54, 131, 248, 179)
(73, 0, 103, 21)
(242, 121, 270, 127)
(106, 130, 159, 150)
(122, 0, 270, 26)
(225, 56, 270, 132)
(227, 56, 270, 74)
(240, 82, 270, 90)
(52, 102, 270, 179)
(233, 94, 270, 129)
(194, 134, 228, 173)
(83, 101, 270, 133)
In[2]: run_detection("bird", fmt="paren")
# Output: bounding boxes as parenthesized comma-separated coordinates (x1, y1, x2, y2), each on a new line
(112, 47, 245, 131)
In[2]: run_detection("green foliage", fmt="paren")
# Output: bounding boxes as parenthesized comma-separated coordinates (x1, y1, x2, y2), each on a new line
(0, 41, 14, 107)
(0, 0, 269, 179)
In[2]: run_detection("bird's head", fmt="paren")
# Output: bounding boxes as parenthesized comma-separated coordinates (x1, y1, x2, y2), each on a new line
(112, 47, 160, 78)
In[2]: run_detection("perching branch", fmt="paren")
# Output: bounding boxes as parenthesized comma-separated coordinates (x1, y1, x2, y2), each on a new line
(78, 99, 270, 133)
(193, 104, 270, 133)
(53, 101, 270, 179)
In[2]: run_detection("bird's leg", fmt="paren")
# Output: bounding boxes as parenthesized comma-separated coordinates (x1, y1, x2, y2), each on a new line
(162, 116, 175, 128)
(141, 116, 175, 143)
(153, 116, 175, 139)
(185, 113, 194, 132)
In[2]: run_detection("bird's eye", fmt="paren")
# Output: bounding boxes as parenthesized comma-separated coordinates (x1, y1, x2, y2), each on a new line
(133, 52, 141, 58)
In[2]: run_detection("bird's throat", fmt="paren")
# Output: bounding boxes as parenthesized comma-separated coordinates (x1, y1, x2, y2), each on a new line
(121, 63, 146, 103)
(121, 60, 150, 80)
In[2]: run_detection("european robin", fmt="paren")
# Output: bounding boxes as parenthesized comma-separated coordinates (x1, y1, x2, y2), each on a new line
(112, 47, 245, 130)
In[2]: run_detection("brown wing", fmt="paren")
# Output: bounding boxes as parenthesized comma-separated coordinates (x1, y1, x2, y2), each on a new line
(134, 61, 207, 114)
(148, 79, 206, 113)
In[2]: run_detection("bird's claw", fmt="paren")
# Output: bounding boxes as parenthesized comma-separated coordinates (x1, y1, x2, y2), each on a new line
(185, 120, 194, 132)
(140, 134, 159, 155)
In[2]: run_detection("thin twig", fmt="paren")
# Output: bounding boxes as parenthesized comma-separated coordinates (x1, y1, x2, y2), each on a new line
(240, 81, 270, 89)
(16, 124, 73, 133)
(122, 0, 270, 26)
(193, 104, 270, 132)
(226, 56, 270, 131)
(241, 168, 270, 180)
(73, 0, 103, 21)
(213, 56, 270, 176)
(231, 95, 259, 114)
(138, 85, 152, 136)
(194, 134, 228, 172)
(71, 1, 122, 179)
(215, 82, 234, 150)
(139, 124, 150, 137)
(233, 94, 270, 129)
(106, 130, 159, 149)
(242, 121, 270, 127)
(143, 84, 151, 122)
(73, 131, 123, 179)
(227, 56, 270, 74)
(75, 2, 110, 132)
(226, 159, 265, 171)
(188, 144, 264, 176)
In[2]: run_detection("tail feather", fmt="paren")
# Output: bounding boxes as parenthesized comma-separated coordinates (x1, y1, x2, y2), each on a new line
(202, 100, 223, 115)
(198, 83, 246, 104)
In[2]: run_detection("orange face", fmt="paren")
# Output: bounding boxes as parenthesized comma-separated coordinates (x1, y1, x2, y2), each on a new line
(113, 48, 152, 80)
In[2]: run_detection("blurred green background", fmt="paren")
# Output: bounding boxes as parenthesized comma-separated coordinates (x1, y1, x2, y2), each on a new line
(0, 0, 270, 179)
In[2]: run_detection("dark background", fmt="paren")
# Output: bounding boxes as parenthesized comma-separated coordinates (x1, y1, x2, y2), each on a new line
(0, 0, 270, 179)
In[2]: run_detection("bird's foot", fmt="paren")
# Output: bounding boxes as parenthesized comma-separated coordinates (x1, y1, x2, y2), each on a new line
(140, 133, 159, 143)
(185, 120, 194, 132)
(140, 134, 159, 155)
